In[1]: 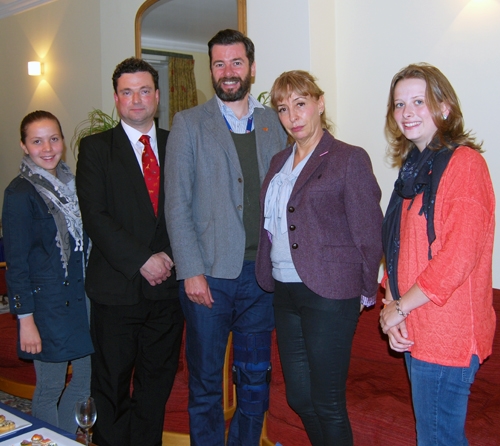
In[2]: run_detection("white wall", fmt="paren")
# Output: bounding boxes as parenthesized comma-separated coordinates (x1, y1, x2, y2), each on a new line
(0, 0, 102, 203)
(249, 0, 500, 287)
(248, 0, 310, 99)
(99, 0, 145, 113)
(309, 0, 337, 124)
(333, 0, 500, 286)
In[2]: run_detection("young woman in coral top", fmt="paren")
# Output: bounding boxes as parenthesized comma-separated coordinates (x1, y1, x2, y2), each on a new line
(379, 63, 496, 445)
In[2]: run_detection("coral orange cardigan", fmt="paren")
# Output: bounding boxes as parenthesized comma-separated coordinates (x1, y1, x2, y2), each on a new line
(397, 146, 496, 367)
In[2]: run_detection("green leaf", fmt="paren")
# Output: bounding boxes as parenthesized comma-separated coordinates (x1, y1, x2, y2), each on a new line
(257, 91, 270, 105)
(70, 108, 119, 158)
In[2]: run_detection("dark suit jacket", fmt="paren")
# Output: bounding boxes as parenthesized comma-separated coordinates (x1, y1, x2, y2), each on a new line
(256, 131, 383, 300)
(76, 123, 178, 305)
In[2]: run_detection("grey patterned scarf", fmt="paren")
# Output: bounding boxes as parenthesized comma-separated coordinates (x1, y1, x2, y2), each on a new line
(20, 155, 84, 277)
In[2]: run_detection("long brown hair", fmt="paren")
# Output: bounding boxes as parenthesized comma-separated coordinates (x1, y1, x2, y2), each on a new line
(385, 63, 482, 167)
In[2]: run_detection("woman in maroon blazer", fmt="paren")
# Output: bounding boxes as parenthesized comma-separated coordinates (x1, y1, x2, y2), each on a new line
(255, 71, 383, 446)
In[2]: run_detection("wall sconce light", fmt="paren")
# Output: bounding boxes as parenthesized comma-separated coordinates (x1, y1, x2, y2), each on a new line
(28, 61, 43, 76)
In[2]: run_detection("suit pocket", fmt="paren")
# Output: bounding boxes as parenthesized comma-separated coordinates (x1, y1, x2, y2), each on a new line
(307, 176, 343, 193)
(32, 285, 70, 343)
(320, 245, 362, 263)
(86, 252, 129, 295)
(320, 246, 363, 287)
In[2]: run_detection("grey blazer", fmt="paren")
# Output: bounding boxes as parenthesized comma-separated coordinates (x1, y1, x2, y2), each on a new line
(165, 96, 287, 280)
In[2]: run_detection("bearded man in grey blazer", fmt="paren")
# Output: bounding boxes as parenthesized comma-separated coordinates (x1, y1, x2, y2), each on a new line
(165, 29, 287, 446)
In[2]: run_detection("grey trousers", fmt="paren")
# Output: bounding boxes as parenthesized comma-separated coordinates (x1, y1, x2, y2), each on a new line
(33, 355, 91, 433)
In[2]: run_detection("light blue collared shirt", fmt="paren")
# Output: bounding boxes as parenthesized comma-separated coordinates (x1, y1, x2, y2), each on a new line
(216, 95, 264, 134)
(264, 146, 313, 283)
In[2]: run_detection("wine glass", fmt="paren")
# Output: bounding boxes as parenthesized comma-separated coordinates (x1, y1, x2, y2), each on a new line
(74, 397, 97, 446)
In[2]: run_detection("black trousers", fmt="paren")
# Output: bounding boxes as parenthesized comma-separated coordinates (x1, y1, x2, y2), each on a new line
(274, 281, 360, 446)
(90, 297, 184, 446)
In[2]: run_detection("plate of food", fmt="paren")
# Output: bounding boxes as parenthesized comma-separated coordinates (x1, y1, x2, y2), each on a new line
(0, 427, 80, 445)
(0, 410, 31, 438)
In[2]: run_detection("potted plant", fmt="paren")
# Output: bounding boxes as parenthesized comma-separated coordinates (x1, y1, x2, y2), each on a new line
(70, 109, 118, 157)
(257, 91, 270, 105)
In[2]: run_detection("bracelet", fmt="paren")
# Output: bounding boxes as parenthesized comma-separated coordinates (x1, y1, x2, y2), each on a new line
(395, 299, 411, 318)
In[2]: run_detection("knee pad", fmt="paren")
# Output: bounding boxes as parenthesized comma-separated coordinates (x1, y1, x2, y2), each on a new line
(232, 331, 272, 415)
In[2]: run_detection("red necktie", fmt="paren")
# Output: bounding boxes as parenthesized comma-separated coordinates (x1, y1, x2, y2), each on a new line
(139, 135, 159, 216)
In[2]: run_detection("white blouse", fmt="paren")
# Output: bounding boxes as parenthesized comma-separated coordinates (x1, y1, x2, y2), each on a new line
(263, 145, 313, 283)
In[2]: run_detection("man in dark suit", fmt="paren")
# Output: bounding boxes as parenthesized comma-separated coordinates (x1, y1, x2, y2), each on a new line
(76, 58, 183, 446)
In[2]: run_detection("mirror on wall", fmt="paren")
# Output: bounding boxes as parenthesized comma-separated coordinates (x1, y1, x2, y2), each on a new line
(135, 0, 246, 129)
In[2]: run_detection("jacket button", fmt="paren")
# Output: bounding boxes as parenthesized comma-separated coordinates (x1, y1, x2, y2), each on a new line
(289, 225, 296, 231)
(238, 178, 243, 183)
(292, 243, 298, 249)
(65, 301, 70, 306)
(63, 280, 70, 286)
(15, 303, 21, 308)
(237, 205, 243, 211)
(14, 295, 20, 301)
(288, 206, 295, 213)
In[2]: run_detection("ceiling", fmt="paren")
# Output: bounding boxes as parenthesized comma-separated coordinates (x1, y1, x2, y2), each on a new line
(141, 0, 238, 53)
(0, 0, 238, 52)
(0, 0, 57, 19)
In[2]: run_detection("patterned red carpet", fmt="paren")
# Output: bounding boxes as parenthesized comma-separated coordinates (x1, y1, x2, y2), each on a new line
(0, 390, 31, 413)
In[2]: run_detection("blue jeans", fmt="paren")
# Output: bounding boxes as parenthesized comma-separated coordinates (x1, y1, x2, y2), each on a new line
(180, 261, 274, 446)
(405, 353, 480, 446)
(273, 281, 360, 446)
(33, 355, 91, 433)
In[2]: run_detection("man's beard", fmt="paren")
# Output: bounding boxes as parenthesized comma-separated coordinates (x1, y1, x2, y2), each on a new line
(212, 72, 252, 102)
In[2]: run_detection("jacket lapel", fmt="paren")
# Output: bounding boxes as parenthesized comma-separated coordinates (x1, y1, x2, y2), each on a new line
(253, 107, 279, 183)
(202, 97, 242, 176)
(289, 131, 333, 199)
(157, 129, 168, 219)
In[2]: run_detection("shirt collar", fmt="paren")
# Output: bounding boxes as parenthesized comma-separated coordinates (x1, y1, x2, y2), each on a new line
(120, 120, 157, 147)
(216, 94, 264, 121)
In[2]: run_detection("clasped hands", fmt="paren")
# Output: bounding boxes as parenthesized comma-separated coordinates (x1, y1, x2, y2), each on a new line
(140, 252, 174, 286)
(379, 294, 414, 353)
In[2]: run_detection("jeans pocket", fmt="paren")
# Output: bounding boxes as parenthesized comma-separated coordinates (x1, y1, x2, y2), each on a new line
(461, 354, 480, 384)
